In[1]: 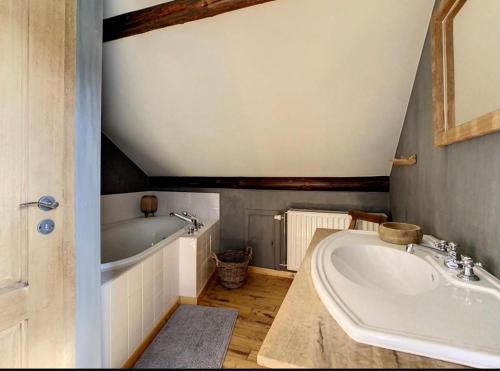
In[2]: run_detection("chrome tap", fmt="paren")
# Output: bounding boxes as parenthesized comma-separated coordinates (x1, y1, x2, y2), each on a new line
(420, 238, 449, 253)
(170, 211, 201, 231)
(406, 239, 450, 255)
(406, 236, 483, 282)
(418, 238, 463, 270)
(182, 211, 203, 229)
(457, 256, 481, 282)
(445, 242, 462, 270)
(169, 212, 192, 223)
(406, 244, 415, 254)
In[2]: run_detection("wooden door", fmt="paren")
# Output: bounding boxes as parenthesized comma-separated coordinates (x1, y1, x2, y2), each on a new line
(246, 210, 281, 269)
(0, 0, 76, 367)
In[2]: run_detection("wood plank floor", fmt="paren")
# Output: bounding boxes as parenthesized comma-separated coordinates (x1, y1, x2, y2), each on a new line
(198, 272, 293, 369)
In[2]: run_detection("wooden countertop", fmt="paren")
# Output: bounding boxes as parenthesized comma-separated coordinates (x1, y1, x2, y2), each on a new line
(257, 229, 463, 369)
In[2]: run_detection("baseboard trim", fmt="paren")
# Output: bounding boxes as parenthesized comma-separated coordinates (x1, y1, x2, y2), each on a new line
(248, 266, 295, 279)
(122, 300, 180, 368)
(179, 296, 198, 305)
(179, 269, 217, 305)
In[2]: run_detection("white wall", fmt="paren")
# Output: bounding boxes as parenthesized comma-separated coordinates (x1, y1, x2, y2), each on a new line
(101, 191, 220, 224)
(102, 0, 434, 177)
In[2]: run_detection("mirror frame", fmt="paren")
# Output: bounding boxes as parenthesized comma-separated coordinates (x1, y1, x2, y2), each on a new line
(432, 0, 500, 147)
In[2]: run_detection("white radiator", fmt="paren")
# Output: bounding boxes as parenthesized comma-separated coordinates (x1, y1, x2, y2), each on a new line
(285, 209, 382, 271)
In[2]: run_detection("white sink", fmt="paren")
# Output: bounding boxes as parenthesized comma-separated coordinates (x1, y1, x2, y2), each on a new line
(331, 244, 438, 295)
(311, 230, 500, 368)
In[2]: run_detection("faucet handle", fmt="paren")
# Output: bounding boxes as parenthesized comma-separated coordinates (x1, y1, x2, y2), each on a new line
(445, 242, 461, 270)
(460, 256, 482, 269)
(446, 242, 457, 251)
(457, 256, 480, 281)
(436, 240, 448, 251)
(460, 256, 474, 267)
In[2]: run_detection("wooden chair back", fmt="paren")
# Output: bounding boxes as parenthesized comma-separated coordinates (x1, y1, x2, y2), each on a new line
(348, 210, 388, 229)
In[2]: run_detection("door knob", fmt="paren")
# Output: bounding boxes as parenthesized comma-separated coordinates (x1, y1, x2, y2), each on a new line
(19, 196, 59, 211)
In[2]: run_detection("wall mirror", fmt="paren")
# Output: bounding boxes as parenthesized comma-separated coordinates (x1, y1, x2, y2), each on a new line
(432, 0, 500, 146)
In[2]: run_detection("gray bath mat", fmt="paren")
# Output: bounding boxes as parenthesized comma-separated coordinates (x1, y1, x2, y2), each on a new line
(134, 304, 238, 369)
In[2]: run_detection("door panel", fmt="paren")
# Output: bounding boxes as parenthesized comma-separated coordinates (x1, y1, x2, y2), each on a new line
(0, 0, 29, 292)
(0, 322, 26, 368)
(246, 209, 281, 269)
(0, 0, 76, 367)
(0, 2, 30, 367)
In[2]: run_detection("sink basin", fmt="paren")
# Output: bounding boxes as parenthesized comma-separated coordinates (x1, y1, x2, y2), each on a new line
(311, 230, 500, 368)
(331, 244, 438, 295)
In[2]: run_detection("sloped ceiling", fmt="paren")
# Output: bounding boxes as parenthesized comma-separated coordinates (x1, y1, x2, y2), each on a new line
(102, 0, 434, 177)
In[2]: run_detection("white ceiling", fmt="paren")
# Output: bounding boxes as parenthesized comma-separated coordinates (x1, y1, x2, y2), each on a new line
(104, 0, 170, 19)
(102, 0, 434, 177)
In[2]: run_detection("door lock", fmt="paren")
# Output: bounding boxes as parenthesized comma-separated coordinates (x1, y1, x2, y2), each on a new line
(37, 219, 55, 235)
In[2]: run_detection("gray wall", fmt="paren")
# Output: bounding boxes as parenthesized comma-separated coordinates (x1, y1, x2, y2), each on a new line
(75, 0, 102, 367)
(390, 14, 500, 278)
(154, 187, 389, 269)
(101, 133, 149, 195)
(100, 139, 389, 268)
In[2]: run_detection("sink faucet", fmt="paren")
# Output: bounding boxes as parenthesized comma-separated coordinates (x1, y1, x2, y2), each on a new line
(407, 239, 463, 271)
(421, 238, 449, 253)
(406, 238, 448, 255)
(406, 236, 483, 282)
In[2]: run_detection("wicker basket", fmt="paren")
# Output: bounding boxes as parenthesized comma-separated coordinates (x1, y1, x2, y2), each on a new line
(211, 247, 252, 289)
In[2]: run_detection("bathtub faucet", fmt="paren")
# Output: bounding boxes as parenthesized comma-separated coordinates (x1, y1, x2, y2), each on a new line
(182, 211, 204, 229)
(170, 212, 200, 231)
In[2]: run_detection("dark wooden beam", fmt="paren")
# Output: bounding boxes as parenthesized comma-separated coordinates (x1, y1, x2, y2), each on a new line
(149, 177, 390, 192)
(104, 0, 276, 42)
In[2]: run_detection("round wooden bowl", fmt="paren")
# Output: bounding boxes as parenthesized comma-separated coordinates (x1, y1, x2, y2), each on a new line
(378, 222, 423, 245)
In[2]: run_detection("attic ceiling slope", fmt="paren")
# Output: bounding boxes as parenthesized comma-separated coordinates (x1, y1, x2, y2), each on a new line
(102, 0, 434, 177)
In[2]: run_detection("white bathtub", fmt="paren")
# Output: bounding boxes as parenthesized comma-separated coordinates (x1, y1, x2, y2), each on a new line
(101, 216, 188, 272)
(100, 216, 220, 368)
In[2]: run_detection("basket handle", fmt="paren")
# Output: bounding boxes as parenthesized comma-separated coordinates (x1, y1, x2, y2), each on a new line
(245, 246, 253, 261)
(210, 251, 222, 267)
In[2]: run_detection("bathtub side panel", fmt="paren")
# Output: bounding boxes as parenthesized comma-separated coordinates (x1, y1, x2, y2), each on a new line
(101, 282, 111, 368)
(153, 249, 164, 323)
(164, 240, 180, 311)
(109, 273, 128, 368)
(178, 238, 197, 298)
(127, 264, 143, 358)
(142, 255, 155, 337)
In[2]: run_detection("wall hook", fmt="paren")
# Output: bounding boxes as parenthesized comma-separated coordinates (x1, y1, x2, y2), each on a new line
(391, 154, 417, 166)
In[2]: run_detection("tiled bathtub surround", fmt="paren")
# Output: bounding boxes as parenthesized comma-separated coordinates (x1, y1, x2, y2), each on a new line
(101, 239, 180, 368)
(156, 191, 219, 221)
(101, 221, 219, 368)
(101, 191, 220, 225)
(101, 191, 220, 367)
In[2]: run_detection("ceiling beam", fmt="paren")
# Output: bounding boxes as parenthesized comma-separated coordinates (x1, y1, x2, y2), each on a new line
(104, 0, 276, 42)
(149, 176, 390, 192)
